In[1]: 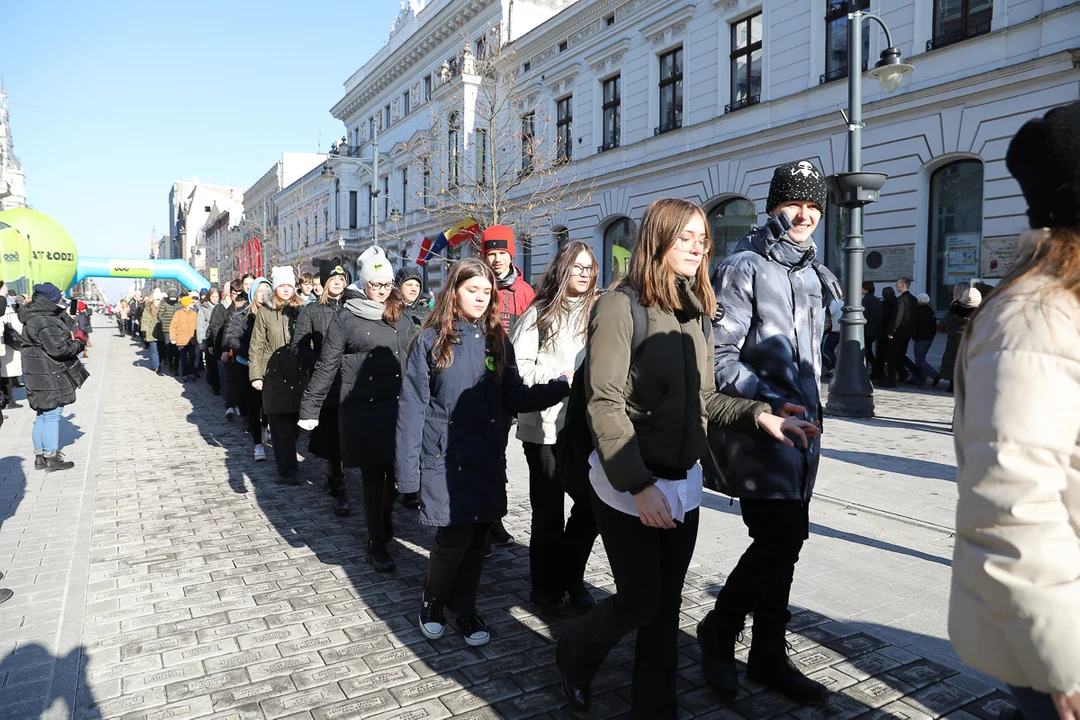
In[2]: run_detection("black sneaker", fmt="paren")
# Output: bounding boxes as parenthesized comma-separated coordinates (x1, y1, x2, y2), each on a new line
(490, 524, 514, 547)
(698, 617, 741, 701)
(419, 589, 446, 640)
(531, 593, 568, 617)
(330, 491, 350, 517)
(455, 614, 491, 647)
(366, 541, 395, 573)
(34, 454, 46, 470)
(566, 585, 596, 615)
(43, 452, 75, 473)
(275, 475, 299, 486)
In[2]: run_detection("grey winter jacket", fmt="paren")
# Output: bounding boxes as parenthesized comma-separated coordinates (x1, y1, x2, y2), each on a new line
(196, 302, 214, 345)
(708, 223, 838, 501)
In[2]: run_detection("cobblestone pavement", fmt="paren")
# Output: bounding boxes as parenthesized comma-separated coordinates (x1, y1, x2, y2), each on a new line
(0, 321, 1020, 720)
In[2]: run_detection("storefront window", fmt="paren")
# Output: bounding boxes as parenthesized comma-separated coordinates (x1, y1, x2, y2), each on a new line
(707, 198, 757, 272)
(603, 217, 636, 286)
(929, 160, 984, 311)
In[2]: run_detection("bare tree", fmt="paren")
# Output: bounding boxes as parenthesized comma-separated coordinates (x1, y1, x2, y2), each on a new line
(406, 29, 592, 264)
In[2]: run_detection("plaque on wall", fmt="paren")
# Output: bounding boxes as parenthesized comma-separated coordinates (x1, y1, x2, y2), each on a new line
(863, 244, 915, 282)
(980, 235, 1020, 279)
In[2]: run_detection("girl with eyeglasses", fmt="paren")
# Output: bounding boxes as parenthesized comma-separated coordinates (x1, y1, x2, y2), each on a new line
(510, 240, 600, 616)
(298, 247, 416, 572)
(396, 257, 570, 647)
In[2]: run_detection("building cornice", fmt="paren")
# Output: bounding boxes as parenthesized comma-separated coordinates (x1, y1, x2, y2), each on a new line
(331, 0, 499, 123)
(636, 5, 694, 43)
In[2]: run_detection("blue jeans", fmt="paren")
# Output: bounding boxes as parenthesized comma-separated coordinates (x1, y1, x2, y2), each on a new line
(33, 408, 62, 454)
(1009, 686, 1057, 720)
(913, 340, 939, 379)
(149, 340, 161, 370)
(179, 344, 196, 377)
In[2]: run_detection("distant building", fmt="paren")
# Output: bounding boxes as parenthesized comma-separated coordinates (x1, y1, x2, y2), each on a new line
(0, 83, 27, 212)
(167, 180, 244, 268)
(240, 152, 326, 276)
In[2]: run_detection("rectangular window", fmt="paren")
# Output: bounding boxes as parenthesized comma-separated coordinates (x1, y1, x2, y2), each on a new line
(400, 168, 408, 212)
(448, 113, 460, 188)
(658, 49, 683, 134)
(558, 40, 568, 52)
(521, 235, 533, 283)
(556, 96, 573, 163)
(476, 37, 487, 61)
(369, 116, 375, 139)
(349, 191, 358, 229)
(403, 90, 410, 116)
(728, 12, 762, 113)
(823, 1, 869, 83)
(475, 128, 487, 186)
(521, 111, 535, 174)
(367, 184, 374, 225)
(424, 75, 432, 101)
(930, 0, 992, 50)
(601, 76, 621, 151)
(423, 158, 431, 206)
(384, 104, 391, 128)
(381, 176, 389, 218)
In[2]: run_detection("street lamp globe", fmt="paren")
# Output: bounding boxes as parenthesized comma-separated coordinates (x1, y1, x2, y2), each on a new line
(869, 46, 914, 93)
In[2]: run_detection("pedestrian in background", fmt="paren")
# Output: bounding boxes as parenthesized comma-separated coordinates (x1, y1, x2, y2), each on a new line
(557, 198, 816, 717)
(224, 275, 269, 461)
(910, 293, 941, 388)
(950, 100, 1080, 720)
(169, 294, 198, 381)
(1, 285, 24, 410)
(208, 283, 234, 403)
(141, 290, 164, 372)
(157, 288, 181, 375)
(861, 281, 884, 380)
(298, 272, 317, 305)
(885, 277, 917, 387)
(878, 285, 897, 381)
(937, 284, 980, 393)
(250, 267, 305, 486)
(75, 301, 92, 359)
(396, 265, 429, 330)
(198, 287, 221, 394)
(301, 248, 414, 570)
(396, 257, 568, 647)
(293, 261, 349, 515)
(510, 240, 599, 617)
(701, 162, 838, 707)
(19, 283, 87, 472)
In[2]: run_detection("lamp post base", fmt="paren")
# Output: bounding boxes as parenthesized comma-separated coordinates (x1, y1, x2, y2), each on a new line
(826, 339, 875, 418)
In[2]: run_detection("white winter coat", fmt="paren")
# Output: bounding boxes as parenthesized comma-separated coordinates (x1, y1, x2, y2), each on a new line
(950, 263, 1080, 695)
(1, 303, 23, 378)
(511, 297, 589, 445)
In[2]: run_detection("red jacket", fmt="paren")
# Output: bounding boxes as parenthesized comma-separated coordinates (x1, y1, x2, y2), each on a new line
(497, 265, 534, 333)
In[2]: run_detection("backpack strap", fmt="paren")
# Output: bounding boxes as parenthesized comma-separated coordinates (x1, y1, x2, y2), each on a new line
(615, 285, 649, 362)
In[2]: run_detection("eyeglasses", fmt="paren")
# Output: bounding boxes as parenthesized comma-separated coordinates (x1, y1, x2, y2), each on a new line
(367, 281, 394, 291)
(571, 264, 595, 277)
(674, 236, 708, 251)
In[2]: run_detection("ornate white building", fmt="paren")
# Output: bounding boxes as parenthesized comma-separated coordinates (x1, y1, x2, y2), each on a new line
(332, 0, 1080, 305)
(0, 84, 27, 212)
(168, 180, 245, 268)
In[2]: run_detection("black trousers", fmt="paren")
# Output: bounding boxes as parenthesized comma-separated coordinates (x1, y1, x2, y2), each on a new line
(887, 333, 912, 384)
(560, 492, 699, 719)
(705, 499, 808, 639)
(268, 413, 300, 478)
(523, 442, 598, 601)
(224, 361, 244, 410)
(241, 370, 262, 446)
(205, 350, 220, 392)
(872, 335, 889, 379)
(426, 522, 491, 616)
(360, 465, 397, 545)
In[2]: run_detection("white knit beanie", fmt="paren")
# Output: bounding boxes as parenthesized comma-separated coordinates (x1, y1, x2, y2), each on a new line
(358, 246, 393, 287)
(270, 266, 296, 290)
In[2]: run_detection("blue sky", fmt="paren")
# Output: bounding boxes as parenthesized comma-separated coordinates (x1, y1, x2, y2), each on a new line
(1, 0, 402, 299)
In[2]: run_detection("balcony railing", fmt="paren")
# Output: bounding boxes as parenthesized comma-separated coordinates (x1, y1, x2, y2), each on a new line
(927, 19, 992, 51)
(725, 95, 760, 114)
(653, 118, 683, 136)
(597, 140, 620, 153)
(819, 59, 869, 85)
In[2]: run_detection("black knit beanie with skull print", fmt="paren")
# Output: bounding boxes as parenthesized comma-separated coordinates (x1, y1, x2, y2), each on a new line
(766, 160, 828, 214)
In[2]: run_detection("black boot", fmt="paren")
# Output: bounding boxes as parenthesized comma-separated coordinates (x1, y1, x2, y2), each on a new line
(698, 613, 743, 701)
(43, 451, 75, 473)
(34, 454, 46, 470)
(556, 635, 591, 712)
(329, 489, 350, 517)
(366, 541, 395, 573)
(747, 625, 829, 706)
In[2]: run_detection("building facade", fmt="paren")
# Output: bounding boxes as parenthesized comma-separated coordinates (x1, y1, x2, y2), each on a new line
(0, 84, 27, 212)
(167, 180, 244, 269)
(334, 0, 1080, 305)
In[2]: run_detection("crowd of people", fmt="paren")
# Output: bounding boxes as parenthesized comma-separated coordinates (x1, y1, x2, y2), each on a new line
(0, 103, 1075, 719)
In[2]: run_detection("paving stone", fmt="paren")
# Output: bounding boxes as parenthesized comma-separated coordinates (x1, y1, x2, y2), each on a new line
(74, 686, 168, 720)
(339, 665, 424, 698)
(260, 684, 348, 719)
(119, 695, 215, 720)
(123, 660, 205, 693)
(202, 645, 282, 674)
(905, 681, 977, 717)
(210, 675, 295, 711)
(164, 668, 249, 703)
(440, 677, 522, 714)
(311, 689, 399, 720)
(389, 673, 467, 706)
(247, 652, 325, 682)
(842, 675, 916, 709)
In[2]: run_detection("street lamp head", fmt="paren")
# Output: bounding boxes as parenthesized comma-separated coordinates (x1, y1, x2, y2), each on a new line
(869, 46, 914, 93)
(319, 162, 336, 180)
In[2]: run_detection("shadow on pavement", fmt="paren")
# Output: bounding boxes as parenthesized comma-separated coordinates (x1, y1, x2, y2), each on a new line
(822, 448, 956, 482)
(0, 644, 100, 720)
(0, 456, 26, 532)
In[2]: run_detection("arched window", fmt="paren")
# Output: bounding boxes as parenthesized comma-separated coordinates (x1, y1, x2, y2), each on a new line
(448, 112, 460, 188)
(928, 160, 984, 310)
(707, 197, 757, 271)
(603, 217, 636, 286)
(554, 227, 569, 250)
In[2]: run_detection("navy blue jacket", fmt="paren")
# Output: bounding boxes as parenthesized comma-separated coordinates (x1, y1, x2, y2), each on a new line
(395, 321, 569, 527)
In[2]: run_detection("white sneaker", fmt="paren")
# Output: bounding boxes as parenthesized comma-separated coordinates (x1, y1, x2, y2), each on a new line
(225, 407, 235, 420)
(254, 444, 266, 461)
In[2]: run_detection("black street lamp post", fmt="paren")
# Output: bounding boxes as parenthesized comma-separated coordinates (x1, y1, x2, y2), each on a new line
(826, 5, 913, 418)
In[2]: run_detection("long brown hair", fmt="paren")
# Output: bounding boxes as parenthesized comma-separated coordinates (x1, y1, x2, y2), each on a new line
(266, 286, 305, 311)
(422, 257, 508, 380)
(625, 198, 716, 316)
(530, 240, 598, 347)
(971, 226, 1080, 324)
(381, 287, 405, 325)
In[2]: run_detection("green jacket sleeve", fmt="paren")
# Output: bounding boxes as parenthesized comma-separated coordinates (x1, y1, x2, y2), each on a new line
(584, 291, 653, 494)
(248, 311, 270, 382)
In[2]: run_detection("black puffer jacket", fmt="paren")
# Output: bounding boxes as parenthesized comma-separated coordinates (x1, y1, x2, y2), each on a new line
(299, 296, 416, 468)
(938, 302, 977, 382)
(206, 302, 229, 355)
(396, 266, 430, 329)
(223, 299, 255, 361)
(19, 294, 89, 412)
(291, 296, 343, 407)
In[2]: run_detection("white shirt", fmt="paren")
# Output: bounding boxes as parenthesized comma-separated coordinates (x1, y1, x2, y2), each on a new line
(589, 450, 702, 523)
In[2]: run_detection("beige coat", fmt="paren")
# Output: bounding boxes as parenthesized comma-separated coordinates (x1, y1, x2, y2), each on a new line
(950, 267, 1080, 695)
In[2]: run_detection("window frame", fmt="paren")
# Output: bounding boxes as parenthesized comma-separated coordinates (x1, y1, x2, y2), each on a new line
(403, 90, 410, 116)
(657, 48, 683, 135)
(384, 104, 391, 129)
(448, 112, 461, 188)
(475, 127, 487, 186)
(601, 75, 621, 151)
(381, 175, 390, 219)
(929, 0, 993, 51)
(423, 158, 431, 206)
(822, 1, 869, 84)
(727, 11, 763, 113)
(400, 168, 408, 212)
(348, 190, 358, 230)
(927, 159, 985, 311)
(556, 96, 573, 164)
(424, 75, 432, 101)
(521, 111, 536, 174)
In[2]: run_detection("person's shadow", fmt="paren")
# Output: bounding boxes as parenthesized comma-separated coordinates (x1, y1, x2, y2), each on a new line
(0, 644, 100, 719)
